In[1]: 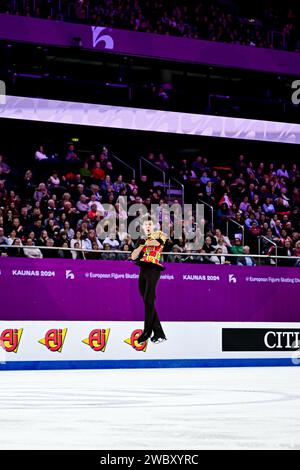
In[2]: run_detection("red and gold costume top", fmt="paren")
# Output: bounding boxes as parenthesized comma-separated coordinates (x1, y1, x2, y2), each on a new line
(135, 230, 167, 270)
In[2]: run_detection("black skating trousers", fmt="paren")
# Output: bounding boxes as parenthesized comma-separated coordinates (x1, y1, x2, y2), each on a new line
(138, 264, 165, 337)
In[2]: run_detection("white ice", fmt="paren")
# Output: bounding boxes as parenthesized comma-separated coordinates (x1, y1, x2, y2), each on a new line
(0, 366, 299, 449)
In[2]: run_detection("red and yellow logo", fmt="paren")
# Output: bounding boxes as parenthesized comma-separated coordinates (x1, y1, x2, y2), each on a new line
(124, 329, 148, 352)
(39, 328, 67, 352)
(82, 328, 110, 352)
(0, 329, 23, 353)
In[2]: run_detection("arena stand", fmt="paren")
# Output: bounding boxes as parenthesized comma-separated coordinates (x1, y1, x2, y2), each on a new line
(2, 0, 300, 51)
(0, 140, 299, 266)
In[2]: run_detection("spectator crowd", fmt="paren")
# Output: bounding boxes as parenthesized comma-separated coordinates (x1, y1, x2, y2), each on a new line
(1, 0, 300, 52)
(0, 142, 299, 267)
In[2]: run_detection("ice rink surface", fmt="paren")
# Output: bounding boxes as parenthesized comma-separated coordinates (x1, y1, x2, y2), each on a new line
(0, 366, 300, 450)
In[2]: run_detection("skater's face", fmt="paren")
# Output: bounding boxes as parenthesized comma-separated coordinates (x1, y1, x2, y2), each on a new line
(143, 220, 154, 236)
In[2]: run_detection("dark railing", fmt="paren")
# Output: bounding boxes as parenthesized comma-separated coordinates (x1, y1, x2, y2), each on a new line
(1, 244, 299, 267)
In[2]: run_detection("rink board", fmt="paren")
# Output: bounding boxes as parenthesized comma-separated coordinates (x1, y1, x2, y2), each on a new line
(0, 321, 299, 369)
(1, 258, 300, 369)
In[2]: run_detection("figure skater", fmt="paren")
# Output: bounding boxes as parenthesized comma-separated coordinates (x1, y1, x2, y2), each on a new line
(131, 215, 167, 344)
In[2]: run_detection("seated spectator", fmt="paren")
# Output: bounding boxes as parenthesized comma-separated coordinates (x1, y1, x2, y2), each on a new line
(85, 241, 102, 260)
(41, 238, 59, 258)
(80, 161, 92, 180)
(71, 241, 85, 260)
(279, 239, 294, 266)
(205, 181, 215, 201)
(200, 171, 210, 185)
(245, 213, 259, 229)
(100, 175, 112, 193)
(8, 238, 24, 257)
(231, 237, 244, 256)
(271, 218, 283, 238)
(91, 162, 106, 182)
(117, 223, 129, 242)
(214, 235, 230, 254)
(76, 194, 90, 213)
(7, 229, 17, 246)
(34, 183, 50, 202)
(105, 161, 116, 181)
(239, 196, 251, 213)
(214, 228, 231, 248)
(103, 232, 120, 249)
(58, 241, 73, 259)
(87, 194, 105, 213)
(87, 203, 100, 220)
(63, 221, 75, 240)
(210, 247, 227, 264)
(260, 228, 275, 253)
(71, 230, 83, 248)
(35, 145, 48, 161)
(248, 221, 261, 251)
(49, 171, 61, 188)
(37, 229, 49, 247)
(167, 244, 183, 263)
(276, 164, 289, 178)
(128, 179, 138, 193)
(0, 155, 11, 174)
(66, 144, 79, 163)
(262, 197, 275, 215)
(216, 202, 230, 231)
(23, 238, 43, 258)
(0, 227, 8, 246)
(82, 229, 103, 250)
(112, 175, 126, 194)
(202, 236, 215, 253)
(237, 246, 256, 266)
(293, 240, 300, 267)
(274, 197, 290, 214)
(138, 175, 151, 199)
(155, 153, 169, 172)
(121, 235, 135, 251)
(101, 243, 117, 261)
(117, 244, 131, 261)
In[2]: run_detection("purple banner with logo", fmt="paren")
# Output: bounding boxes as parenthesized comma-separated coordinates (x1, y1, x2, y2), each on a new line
(0, 258, 299, 322)
(0, 14, 299, 75)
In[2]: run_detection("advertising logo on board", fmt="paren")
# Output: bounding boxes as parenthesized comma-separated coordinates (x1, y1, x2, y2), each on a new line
(82, 328, 110, 352)
(91, 27, 114, 49)
(39, 329, 67, 352)
(65, 270, 75, 279)
(124, 329, 148, 352)
(0, 328, 23, 353)
(228, 274, 237, 283)
(222, 328, 300, 351)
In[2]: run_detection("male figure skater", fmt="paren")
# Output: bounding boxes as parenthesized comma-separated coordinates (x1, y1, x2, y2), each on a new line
(131, 215, 167, 344)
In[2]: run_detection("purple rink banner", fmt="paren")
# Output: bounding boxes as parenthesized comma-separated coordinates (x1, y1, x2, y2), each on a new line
(0, 258, 299, 322)
(0, 259, 300, 369)
(0, 14, 299, 75)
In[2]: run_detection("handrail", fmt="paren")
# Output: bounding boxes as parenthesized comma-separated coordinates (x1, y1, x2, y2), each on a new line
(0, 244, 299, 262)
(259, 235, 278, 267)
(226, 218, 245, 245)
(168, 177, 184, 209)
(139, 156, 166, 189)
(111, 153, 135, 179)
(198, 199, 214, 232)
